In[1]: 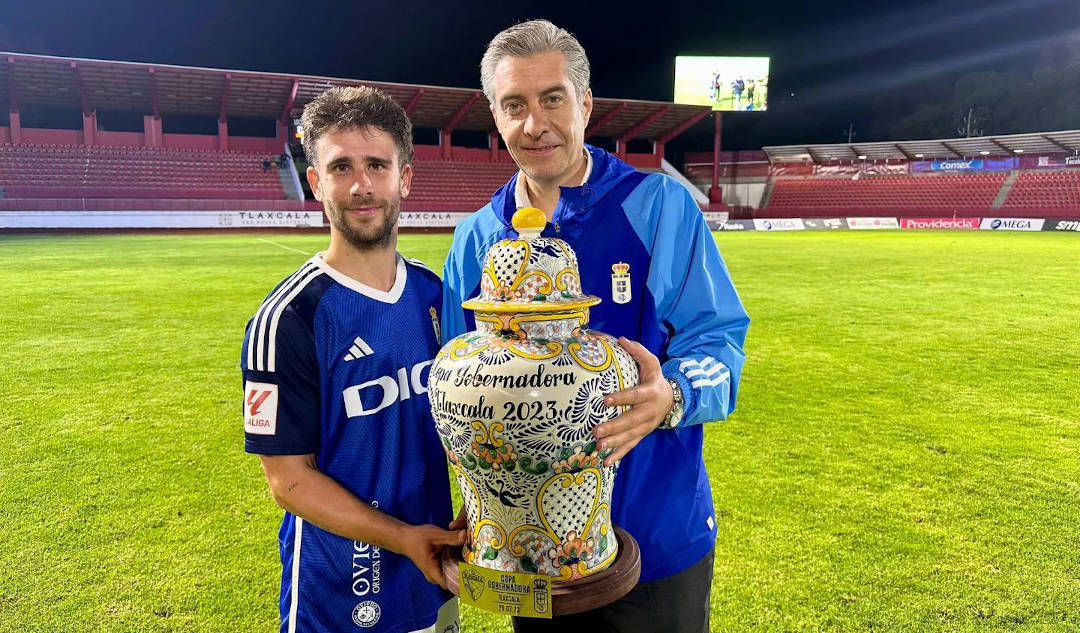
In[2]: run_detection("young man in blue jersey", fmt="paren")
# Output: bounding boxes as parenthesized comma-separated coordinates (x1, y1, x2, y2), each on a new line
(441, 20, 750, 633)
(241, 86, 463, 633)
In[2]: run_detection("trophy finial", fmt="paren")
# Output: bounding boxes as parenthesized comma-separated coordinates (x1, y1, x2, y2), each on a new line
(512, 207, 546, 240)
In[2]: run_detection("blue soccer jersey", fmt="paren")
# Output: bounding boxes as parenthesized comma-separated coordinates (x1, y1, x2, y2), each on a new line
(241, 253, 457, 633)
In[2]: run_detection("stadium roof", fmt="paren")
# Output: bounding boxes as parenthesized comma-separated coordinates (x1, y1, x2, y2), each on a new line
(0, 52, 710, 143)
(763, 130, 1080, 162)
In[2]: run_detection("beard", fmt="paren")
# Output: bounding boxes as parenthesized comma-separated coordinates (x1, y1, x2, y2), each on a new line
(325, 193, 401, 251)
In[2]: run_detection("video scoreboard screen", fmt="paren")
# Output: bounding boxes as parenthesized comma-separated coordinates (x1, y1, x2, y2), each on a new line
(674, 56, 770, 112)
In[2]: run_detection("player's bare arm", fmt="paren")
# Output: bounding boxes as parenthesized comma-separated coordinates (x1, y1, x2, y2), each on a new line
(260, 454, 466, 588)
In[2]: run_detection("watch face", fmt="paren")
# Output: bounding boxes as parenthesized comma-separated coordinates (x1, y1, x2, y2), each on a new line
(668, 379, 683, 405)
(663, 379, 684, 428)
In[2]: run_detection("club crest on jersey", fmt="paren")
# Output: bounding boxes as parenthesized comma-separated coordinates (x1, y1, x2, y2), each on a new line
(430, 306, 442, 344)
(611, 262, 631, 304)
(352, 600, 381, 627)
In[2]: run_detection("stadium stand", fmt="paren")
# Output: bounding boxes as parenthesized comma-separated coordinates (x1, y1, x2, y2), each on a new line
(677, 131, 1080, 219)
(6, 51, 1079, 227)
(1001, 170, 1080, 210)
(762, 173, 1006, 217)
(0, 143, 286, 199)
(407, 159, 519, 211)
(0, 52, 712, 228)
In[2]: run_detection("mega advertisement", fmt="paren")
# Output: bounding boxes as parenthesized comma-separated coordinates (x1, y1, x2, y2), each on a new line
(753, 218, 805, 231)
(0, 210, 324, 228)
(900, 217, 980, 230)
(910, 158, 1017, 172)
(980, 218, 1045, 231)
(847, 217, 900, 229)
(674, 56, 770, 112)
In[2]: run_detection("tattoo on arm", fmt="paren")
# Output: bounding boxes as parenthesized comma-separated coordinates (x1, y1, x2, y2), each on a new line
(286, 481, 300, 493)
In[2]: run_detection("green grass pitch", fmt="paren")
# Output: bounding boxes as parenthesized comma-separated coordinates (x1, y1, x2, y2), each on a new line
(0, 230, 1077, 632)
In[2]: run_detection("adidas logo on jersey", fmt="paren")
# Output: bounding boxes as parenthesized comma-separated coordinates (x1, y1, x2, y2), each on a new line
(343, 336, 375, 361)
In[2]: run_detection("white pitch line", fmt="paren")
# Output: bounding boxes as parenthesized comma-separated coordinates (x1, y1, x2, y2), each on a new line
(257, 238, 310, 255)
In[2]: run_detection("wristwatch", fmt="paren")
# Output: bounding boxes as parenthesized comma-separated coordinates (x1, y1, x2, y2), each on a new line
(659, 378, 685, 429)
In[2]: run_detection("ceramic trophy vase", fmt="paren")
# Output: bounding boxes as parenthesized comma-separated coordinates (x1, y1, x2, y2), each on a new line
(430, 207, 639, 581)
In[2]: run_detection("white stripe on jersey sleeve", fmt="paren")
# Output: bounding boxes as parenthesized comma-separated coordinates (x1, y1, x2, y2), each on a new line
(255, 265, 323, 371)
(246, 262, 315, 371)
(265, 267, 325, 372)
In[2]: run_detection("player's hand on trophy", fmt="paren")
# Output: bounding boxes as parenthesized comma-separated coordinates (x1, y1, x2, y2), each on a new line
(400, 524, 467, 589)
(448, 506, 467, 531)
(594, 337, 674, 466)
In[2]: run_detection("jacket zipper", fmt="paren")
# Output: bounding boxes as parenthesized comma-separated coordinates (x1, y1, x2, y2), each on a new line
(551, 186, 590, 238)
(551, 200, 565, 237)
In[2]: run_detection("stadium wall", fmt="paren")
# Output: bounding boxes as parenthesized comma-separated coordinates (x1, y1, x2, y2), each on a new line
(709, 216, 1080, 233)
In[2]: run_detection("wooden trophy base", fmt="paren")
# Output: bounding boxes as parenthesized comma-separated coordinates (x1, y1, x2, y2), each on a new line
(441, 526, 641, 617)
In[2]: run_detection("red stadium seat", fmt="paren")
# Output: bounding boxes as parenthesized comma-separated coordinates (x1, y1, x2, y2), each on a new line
(761, 172, 1009, 217)
(0, 144, 288, 201)
(1002, 171, 1080, 215)
(403, 159, 519, 212)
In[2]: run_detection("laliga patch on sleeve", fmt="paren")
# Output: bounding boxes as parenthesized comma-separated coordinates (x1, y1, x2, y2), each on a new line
(244, 381, 278, 435)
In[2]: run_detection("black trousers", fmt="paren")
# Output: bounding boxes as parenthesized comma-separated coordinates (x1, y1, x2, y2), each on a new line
(511, 548, 714, 633)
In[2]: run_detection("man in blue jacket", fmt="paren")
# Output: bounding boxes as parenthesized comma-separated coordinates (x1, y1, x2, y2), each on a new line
(442, 20, 749, 632)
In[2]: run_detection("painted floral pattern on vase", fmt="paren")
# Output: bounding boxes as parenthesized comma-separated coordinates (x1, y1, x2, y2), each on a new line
(430, 208, 638, 580)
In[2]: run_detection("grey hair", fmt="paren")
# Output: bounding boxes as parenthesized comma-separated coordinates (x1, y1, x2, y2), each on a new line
(480, 19, 591, 106)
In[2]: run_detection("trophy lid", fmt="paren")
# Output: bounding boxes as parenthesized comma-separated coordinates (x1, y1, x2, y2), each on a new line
(461, 207, 601, 314)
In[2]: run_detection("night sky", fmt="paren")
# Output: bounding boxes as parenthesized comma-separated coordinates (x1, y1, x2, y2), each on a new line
(1, 0, 1077, 152)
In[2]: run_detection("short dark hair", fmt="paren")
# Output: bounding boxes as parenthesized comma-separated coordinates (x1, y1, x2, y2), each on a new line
(300, 86, 414, 168)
